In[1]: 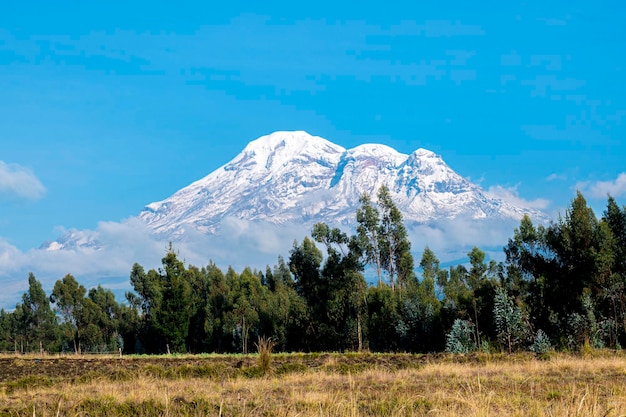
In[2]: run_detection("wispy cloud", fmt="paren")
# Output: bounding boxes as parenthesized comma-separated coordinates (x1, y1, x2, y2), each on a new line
(577, 173, 626, 198)
(407, 216, 524, 267)
(486, 185, 550, 210)
(0, 209, 544, 309)
(546, 173, 567, 181)
(0, 217, 311, 309)
(0, 161, 46, 201)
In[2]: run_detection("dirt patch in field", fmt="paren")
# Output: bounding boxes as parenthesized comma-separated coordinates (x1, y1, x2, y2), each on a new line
(0, 353, 430, 384)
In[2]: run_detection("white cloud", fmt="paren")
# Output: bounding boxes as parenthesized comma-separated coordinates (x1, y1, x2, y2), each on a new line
(408, 216, 520, 262)
(0, 161, 46, 200)
(0, 217, 312, 309)
(576, 173, 626, 199)
(486, 185, 550, 210)
(0, 210, 536, 309)
(546, 173, 566, 181)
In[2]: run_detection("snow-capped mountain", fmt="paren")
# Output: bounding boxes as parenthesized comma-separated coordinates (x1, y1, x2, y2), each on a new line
(136, 131, 545, 240)
(40, 229, 102, 251)
(41, 130, 547, 252)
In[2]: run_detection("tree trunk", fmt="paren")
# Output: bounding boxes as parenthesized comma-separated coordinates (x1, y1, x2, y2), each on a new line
(389, 245, 395, 292)
(473, 299, 480, 348)
(357, 313, 363, 352)
(242, 316, 248, 354)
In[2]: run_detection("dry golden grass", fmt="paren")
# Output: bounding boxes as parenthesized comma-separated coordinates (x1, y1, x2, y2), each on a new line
(1, 352, 626, 416)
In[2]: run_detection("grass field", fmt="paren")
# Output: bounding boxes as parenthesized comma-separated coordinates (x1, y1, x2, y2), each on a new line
(1, 351, 626, 416)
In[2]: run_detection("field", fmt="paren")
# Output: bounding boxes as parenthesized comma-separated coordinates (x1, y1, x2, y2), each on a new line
(1, 351, 626, 416)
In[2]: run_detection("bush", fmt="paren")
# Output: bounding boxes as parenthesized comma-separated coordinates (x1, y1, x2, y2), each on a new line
(493, 287, 527, 353)
(445, 319, 476, 354)
(255, 336, 275, 376)
(530, 329, 551, 358)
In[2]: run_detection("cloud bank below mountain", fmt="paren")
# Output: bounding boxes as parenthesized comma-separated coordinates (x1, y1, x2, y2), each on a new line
(0, 214, 526, 309)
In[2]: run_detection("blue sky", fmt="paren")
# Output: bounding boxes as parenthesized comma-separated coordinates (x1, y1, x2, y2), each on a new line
(1, 1, 625, 306)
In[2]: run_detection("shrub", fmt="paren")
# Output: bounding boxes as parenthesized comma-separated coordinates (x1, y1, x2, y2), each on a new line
(445, 319, 476, 354)
(255, 336, 275, 376)
(493, 287, 527, 353)
(530, 329, 552, 358)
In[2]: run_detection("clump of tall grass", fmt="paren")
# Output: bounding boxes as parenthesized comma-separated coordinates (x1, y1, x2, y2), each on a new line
(255, 336, 275, 376)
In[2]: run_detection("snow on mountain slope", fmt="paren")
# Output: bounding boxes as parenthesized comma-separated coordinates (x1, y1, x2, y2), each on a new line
(137, 131, 545, 240)
(139, 131, 346, 238)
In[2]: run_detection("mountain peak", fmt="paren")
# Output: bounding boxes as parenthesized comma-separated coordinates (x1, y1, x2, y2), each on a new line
(229, 131, 345, 172)
(242, 130, 344, 155)
(135, 132, 547, 239)
(245, 130, 319, 149)
(411, 148, 439, 158)
(349, 143, 405, 158)
(46, 131, 548, 252)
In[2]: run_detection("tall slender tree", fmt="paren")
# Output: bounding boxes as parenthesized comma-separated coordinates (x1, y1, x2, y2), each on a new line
(356, 192, 382, 286)
(155, 247, 193, 353)
(289, 237, 326, 350)
(377, 185, 414, 290)
(128, 262, 163, 353)
(312, 222, 368, 351)
(50, 274, 86, 353)
(88, 285, 121, 351)
(21, 273, 57, 352)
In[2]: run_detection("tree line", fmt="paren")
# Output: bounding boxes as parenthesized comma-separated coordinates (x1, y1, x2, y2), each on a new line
(1, 187, 625, 355)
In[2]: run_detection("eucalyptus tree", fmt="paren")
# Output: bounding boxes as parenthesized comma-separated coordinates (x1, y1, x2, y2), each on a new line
(288, 236, 328, 350)
(204, 262, 231, 352)
(262, 256, 305, 351)
(50, 274, 87, 353)
(312, 222, 368, 351)
(493, 286, 527, 353)
(154, 248, 193, 353)
(356, 192, 382, 285)
(128, 262, 163, 352)
(20, 273, 58, 352)
(355, 185, 414, 291)
(505, 192, 616, 345)
(377, 185, 415, 290)
(87, 285, 121, 351)
(225, 267, 269, 354)
(601, 197, 626, 343)
(0, 308, 17, 352)
(289, 237, 324, 308)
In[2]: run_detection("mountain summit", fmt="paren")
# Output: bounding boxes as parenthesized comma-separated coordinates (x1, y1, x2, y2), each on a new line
(137, 131, 544, 240)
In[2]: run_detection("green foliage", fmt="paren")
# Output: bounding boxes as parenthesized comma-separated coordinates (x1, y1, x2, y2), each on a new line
(504, 193, 626, 348)
(4, 375, 56, 394)
(367, 285, 400, 351)
(50, 274, 87, 353)
(3, 191, 626, 356)
(155, 247, 193, 353)
(436, 246, 499, 350)
(493, 287, 527, 353)
(377, 185, 415, 290)
(16, 273, 58, 352)
(445, 319, 476, 354)
(354, 186, 415, 291)
(530, 329, 552, 357)
(225, 267, 267, 354)
(289, 237, 323, 306)
(311, 221, 368, 351)
(356, 192, 383, 285)
(255, 336, 275, 375)
(0, 308, 16, 352)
